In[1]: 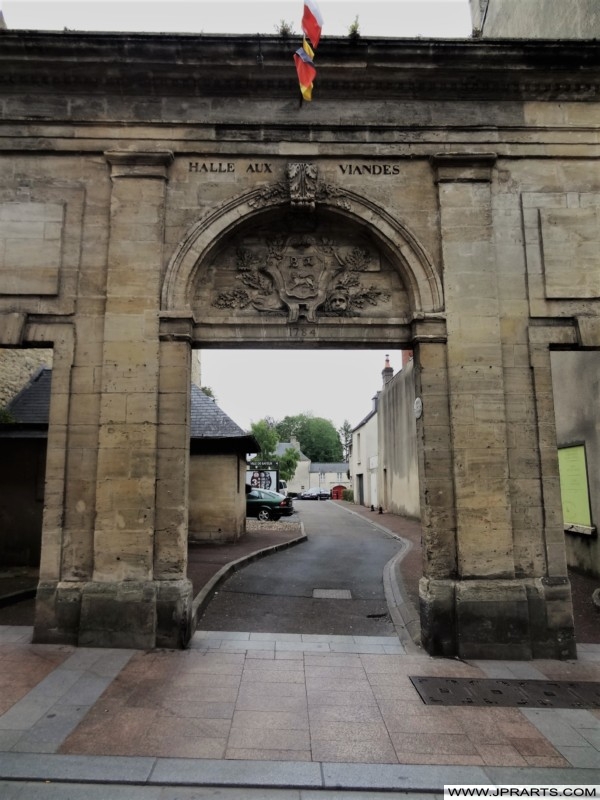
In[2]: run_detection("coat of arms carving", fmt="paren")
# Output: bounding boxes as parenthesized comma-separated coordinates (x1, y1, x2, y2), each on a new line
(213, 233, 391, 323)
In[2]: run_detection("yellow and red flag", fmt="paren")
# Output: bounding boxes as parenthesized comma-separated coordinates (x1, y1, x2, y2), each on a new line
(294, 37, 317, 101)
(294, 1, 323, 101)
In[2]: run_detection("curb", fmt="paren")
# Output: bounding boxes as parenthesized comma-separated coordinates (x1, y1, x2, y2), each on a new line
(334, 501, 422, 651)
(190, 523, 308, 634)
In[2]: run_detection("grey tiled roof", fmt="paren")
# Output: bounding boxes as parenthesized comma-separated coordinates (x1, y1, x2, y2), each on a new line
(310, 463, 349, 473)
(6, 367, 51, 424)
(275, 441, 309, 461)
(3, 374, 251, 445)
(190, 384, 249, 439)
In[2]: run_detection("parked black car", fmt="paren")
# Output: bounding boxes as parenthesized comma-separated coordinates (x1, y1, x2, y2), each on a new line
(246, 489, 294, 521)
(298, 487, 330, 500)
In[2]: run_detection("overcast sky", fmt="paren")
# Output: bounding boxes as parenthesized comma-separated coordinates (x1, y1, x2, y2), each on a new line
(2, 0, 472, 37)
(199, 350, 407, 433)
(3, 0, 471, 435)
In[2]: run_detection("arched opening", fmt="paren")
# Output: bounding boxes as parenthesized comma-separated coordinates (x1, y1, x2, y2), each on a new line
(159, 180, 446, 643)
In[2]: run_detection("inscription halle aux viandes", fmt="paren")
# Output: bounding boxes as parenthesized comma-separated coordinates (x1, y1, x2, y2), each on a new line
(187, 162, 401, 175)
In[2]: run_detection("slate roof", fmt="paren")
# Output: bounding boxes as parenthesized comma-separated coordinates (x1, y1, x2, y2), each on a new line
(190, 385, 259, 453)
(310, 463, 349, 473)
(190, 385, 246, 438)
(275, 441, 309, 461)
(352, 393, 380, 433)
(1, 372, 258, 451)
(0, 367, 51, 438)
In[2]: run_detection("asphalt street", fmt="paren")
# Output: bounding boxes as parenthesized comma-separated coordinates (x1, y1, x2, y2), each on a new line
(198, 500, 406, 636)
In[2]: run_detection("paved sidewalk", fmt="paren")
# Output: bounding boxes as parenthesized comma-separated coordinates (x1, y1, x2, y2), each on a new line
(0, 511, 599, 796)
(0, 625, 599, 796)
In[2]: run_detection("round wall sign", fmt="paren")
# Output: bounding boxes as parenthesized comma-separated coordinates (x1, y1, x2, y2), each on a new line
(414, 397, 423, 419)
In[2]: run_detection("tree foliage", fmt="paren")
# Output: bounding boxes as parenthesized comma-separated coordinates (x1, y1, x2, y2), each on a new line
(250, 418, 300, 481)
(275, 413, 343, 463)
(250, 419, 278, 460)
(278, 447, 301, 482)
(338, 419, 353, 462)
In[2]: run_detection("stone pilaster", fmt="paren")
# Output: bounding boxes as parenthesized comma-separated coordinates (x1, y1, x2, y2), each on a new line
(77, 150, 188, 648)
(412, 321, 458, 656)
(426, 154, 576, 659)
(155, 317, 195, 647)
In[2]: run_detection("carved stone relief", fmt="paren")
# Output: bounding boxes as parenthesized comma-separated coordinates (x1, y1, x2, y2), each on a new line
(193, 217, 408, 324)
(188, 163, 410, 324)
(247, 163, 351, 212)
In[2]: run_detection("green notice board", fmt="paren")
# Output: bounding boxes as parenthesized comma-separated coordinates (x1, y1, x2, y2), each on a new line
(558, 445, 592, 528)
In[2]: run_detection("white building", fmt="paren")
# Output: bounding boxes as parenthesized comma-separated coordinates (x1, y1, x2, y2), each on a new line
(350, 393, 380, 508)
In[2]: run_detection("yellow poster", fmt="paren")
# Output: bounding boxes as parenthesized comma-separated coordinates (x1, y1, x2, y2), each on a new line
(558, 445, 592, 528)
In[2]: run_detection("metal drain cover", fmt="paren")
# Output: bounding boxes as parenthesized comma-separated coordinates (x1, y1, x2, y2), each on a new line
(312, 589, 352, 599)
(409, 677, 600, 709)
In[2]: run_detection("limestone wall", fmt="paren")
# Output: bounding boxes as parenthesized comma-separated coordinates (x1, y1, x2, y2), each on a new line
(189, 454, 246, 543)
(470, 0, 600, 37)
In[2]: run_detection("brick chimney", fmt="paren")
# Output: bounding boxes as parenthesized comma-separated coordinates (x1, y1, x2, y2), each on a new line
(382, 354, 394, 385)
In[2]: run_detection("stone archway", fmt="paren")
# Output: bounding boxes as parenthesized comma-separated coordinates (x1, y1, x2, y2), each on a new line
(158, 162, 451, 649)
(157, 158, 579, 661)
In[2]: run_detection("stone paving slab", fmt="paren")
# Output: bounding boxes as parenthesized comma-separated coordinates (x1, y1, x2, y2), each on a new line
(0, 626, 599, 793)
(48, 634, 600, 769)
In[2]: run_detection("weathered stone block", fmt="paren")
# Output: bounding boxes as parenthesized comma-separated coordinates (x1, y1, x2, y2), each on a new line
(78, 581, 157, 648)
(33, 580, 83, 646)
(419, 578, 457, 657)
(456, 580, 532, 659)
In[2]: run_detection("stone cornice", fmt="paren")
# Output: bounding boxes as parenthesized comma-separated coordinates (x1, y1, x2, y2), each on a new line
(1, 31, 599, 102)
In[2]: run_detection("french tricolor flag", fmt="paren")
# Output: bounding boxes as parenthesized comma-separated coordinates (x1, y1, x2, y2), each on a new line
(302, 0, 323, 49)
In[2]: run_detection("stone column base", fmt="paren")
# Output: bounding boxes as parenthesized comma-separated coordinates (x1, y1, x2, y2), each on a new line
(33, 579, 194, 649)
(419, 576, 576, 660)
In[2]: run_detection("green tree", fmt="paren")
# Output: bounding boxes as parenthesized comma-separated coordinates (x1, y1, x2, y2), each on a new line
(250, 418, 279, 460)
(250, 418, 300, 482)
(338, 419, 353, 462)
(278, 447, 301, 482)
(275, 413, 343, 463)
(275, 414, 304, 443)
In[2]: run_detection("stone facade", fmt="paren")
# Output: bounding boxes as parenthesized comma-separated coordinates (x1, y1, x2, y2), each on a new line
(308, 463, 350, 495)
(470, 0, 600, 37)
(188, 454, 247, 543)
(1, 30, 599, 657)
